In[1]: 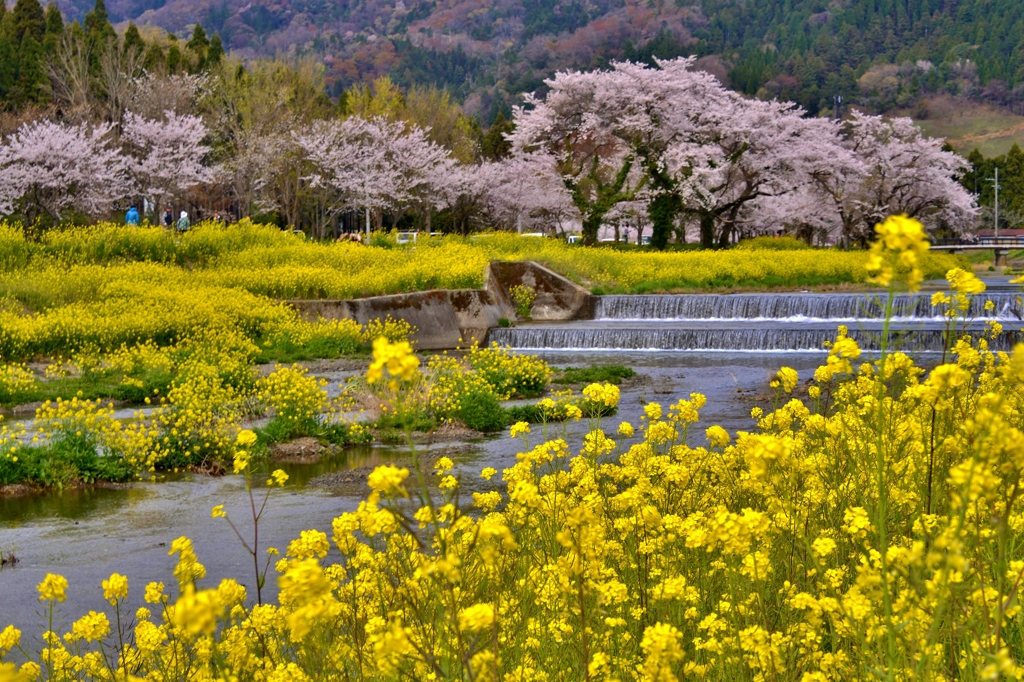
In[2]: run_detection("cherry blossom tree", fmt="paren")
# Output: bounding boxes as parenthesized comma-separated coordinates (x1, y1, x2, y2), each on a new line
(671, 96, 855, 248)
(478, 152, 579, 234)
(121, 111, 214, 219)
(510, 57, 852, 248)
(508, 64, 656, 244)
(736, 187, 844, 245)
(296, 116, 457, 233)
(814, 112, 977, 245)
(0, 120, 128, 223)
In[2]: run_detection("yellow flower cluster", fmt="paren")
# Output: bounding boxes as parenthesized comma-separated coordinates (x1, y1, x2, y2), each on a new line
(367, 337, 420, 389)
(472, 230, 959, 292)
(769, 366, 799, 393)
(7, 315, 1024, 680)
(425, 353, 501, 418)
(468, 342, 551, 400)
(582, 381, 621, 408)
(0, 362, 36, 403)
(257, 365, 329, 430)
(865, 214, 930, 291)
(360, 316, 416, 345)
(2, 221, 962, 367)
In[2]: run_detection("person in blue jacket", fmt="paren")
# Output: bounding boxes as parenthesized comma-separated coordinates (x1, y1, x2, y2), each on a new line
(125, 206, 140, 225)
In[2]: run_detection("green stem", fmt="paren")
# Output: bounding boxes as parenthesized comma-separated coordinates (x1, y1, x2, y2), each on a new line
(876, 275, 896, 678)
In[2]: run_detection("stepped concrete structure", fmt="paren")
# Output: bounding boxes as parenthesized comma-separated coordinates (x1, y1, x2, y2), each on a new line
(286, 261, 591, 350)
(289, 274, 1024, 353)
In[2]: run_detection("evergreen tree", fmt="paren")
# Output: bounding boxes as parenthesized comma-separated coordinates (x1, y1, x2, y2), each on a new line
(144, 41, 165, 72)
(42, 2, 62, 53)
(10, 0, 45, 44)
(124, 22, 144, 52)
(962, 148, 987, 197)
(12, 33, 46, 105)
(187, 23, 208, 52)
(0, 30, 15, 100)
(166, 42, 182, 74)
(1004, 143, 1024, 214)
(83, 0, 114, 46)
(206, 32, 224, 68)
(186, 22, 208, 70)
(481, 111, 513, 160)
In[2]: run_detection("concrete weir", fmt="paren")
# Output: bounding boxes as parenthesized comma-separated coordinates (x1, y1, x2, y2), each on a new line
(285, 261, 592, 350)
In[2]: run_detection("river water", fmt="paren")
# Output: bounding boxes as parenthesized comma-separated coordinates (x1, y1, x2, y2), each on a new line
(2, 287, 1020, 636)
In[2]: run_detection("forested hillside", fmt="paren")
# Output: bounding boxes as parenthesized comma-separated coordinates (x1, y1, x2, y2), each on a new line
(2, 0, 1023, 122)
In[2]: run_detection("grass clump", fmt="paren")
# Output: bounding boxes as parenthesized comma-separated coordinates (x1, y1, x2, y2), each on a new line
(554, 365, 636, 386)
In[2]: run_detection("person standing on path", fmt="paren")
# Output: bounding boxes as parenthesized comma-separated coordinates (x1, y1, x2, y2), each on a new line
(125, 206, 140, 225)
(163, 207, 174, 228)
(176, 211, 190, 232)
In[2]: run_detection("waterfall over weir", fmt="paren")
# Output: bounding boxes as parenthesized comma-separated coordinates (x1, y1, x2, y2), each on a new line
(491, 292, 1024, 352)
(594, 292, 1024, 321)
(490, 321, 1022, 352)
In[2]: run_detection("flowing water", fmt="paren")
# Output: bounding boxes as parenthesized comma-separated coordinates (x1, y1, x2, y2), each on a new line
(594, 292, 1023, 322)
(492, 291, 1024, 352)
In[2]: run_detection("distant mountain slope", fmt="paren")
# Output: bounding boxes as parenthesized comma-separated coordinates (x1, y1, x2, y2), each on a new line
(52, 0, 1024, 121)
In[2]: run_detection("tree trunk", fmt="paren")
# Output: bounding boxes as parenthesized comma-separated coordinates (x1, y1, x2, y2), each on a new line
(717, 221, 733, 249)
(582, 212, 602, 245)
(649, 193, 681, 250)
(699, 213, 716, 249)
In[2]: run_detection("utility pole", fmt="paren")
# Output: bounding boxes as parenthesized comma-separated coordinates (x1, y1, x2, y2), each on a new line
(833, 95, 843, 121)
(987, 167, 1001, 238)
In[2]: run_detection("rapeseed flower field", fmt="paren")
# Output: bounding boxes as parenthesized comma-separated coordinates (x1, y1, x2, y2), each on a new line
(0, 219, 964, 368)
(0, 217, 1015, 680)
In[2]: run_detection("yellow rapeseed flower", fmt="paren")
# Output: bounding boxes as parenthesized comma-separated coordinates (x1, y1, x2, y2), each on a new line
(705, 425, 731, 448)
(367, 465, 410, 497)
(67, 611, 110, 643)
(37, 573, 68, 603)
(510, 421, 531, 438)
(101, 573, 128, 605)
(458, 603, 495, 633)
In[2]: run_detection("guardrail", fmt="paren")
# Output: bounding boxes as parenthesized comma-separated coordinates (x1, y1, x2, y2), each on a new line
(932, 238, 1024, 248)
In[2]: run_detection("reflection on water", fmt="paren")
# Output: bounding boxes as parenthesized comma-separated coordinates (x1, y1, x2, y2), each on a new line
(0, 485, 135, 526)
(0, 444, 422, 528)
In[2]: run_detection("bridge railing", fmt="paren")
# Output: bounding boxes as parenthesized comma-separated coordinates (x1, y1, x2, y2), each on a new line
(932, 237, 1024, 248)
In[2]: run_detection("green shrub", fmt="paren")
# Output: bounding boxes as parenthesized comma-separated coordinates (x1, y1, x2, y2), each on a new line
(1, 434, 133, 487)
(259, 415, 319, 444)
(457, 391, 508, 432)
(319, 422, 372, 447)
(374, 410, 437, 433)
(505, 404, 545, 424)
